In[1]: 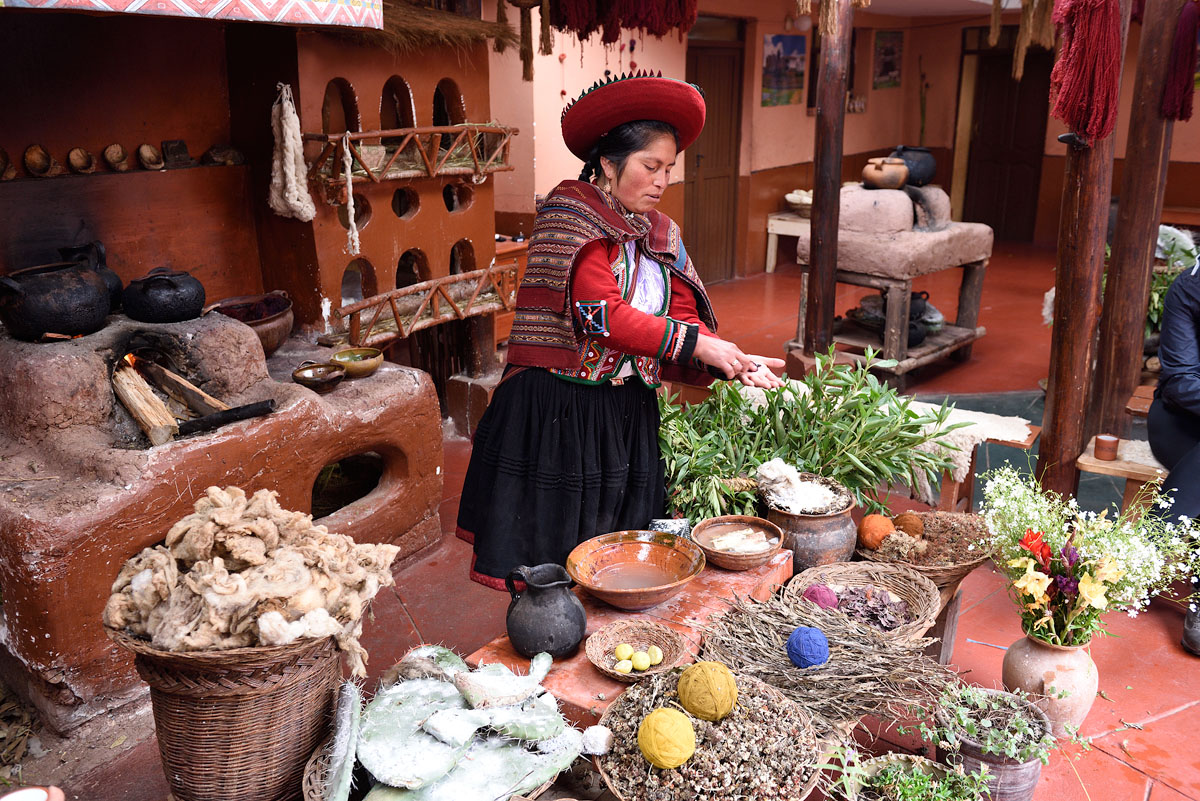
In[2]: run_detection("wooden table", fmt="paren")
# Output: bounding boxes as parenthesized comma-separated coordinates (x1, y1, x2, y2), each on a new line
(765, 211, 810, 273)
(467, 551, 794, 727)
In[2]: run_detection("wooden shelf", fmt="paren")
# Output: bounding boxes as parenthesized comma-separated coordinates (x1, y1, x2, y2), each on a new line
(832, 321, 986, 375)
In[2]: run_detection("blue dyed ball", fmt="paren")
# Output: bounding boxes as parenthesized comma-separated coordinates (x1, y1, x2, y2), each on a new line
(786, 626, 829, 668)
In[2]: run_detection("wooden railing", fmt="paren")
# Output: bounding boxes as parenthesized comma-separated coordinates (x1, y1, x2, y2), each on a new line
(318, 263, 520, 349)
(304, 124, 518, 203)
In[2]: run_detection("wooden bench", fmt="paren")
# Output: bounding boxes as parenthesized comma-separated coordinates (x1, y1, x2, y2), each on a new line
(764, 210, 809, 273)
(1126, 384, 1155, 419)
(1076, 435, 1166, 512)
(936, 425, 1041, 513)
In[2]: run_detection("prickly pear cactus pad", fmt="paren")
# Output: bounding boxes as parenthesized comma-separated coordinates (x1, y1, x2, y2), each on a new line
(356, 679, 471, 789)
(453, 654, 550, 708)
(323, 681, 362, 801)
(597, 668, 820, 801)
(361, 729, 583, 801)
(382, 645, 470, 686)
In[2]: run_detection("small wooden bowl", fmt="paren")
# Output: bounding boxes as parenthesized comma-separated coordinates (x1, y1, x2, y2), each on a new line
(292, 361, 345, 394)
(566, 530, 705, 611)
(691, 515, 784, 571)
(104, 143, 130, 172)
(137, 143, 165, 171)
(330, 347, 383, 378)
(585, 620, 688, 683)
(24, 144, 63, 177)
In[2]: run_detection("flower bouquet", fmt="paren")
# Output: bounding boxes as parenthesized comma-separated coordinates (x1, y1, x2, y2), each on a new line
(981, 465, 1197, 647)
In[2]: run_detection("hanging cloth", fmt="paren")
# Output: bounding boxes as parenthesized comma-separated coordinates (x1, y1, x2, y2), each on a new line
(342, 132, 360, 256)
(1163, 1, 1200, 121)
(268, 83, 316, 222)
(1049, 0, 1123, 143)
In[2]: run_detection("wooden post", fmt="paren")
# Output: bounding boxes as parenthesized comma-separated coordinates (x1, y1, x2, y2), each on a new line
(802, 0, 854, 355)
(1038, 0, 1132, 496)
(1092, 0, 1184, 436)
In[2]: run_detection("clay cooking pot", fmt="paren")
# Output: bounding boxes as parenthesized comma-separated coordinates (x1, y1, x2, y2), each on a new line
(861, 157, 908, 190)
(208, 290, 293, 356)
(59, 241, 123, 311)
(123, 268, 206, 323)
(0, 261, 111, 341)
(889, 145, 937, 187)
(505, 563, 587, 659)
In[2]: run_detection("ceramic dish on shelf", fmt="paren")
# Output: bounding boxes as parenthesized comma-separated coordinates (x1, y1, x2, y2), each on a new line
(292, 361, 345, 394)
(330, 347, 383, 378)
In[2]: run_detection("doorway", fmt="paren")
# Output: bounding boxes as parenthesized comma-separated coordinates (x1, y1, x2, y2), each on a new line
(959, 29, 1053, 242)
(685, 17, 744, 284)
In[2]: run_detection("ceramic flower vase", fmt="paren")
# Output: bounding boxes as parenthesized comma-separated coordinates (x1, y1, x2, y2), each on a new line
(1001, 634, 1098, 737)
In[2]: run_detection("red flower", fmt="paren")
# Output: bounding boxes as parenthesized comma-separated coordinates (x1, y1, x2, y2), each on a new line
(1020, 529, 1053, 568)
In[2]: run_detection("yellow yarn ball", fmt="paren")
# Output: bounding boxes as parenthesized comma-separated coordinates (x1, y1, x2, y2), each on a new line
(637, 708, 696, 769)
(677, 661, 738, 721)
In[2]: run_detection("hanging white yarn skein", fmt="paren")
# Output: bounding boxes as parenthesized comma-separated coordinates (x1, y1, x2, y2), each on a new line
(342, 132, 359, 256)
(268, 83, 316, 222)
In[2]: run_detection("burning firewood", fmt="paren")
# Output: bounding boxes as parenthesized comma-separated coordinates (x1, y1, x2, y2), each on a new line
(112, 359, 178, 446)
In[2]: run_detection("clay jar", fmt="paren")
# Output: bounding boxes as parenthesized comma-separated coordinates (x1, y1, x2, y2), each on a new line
(123, 268, 206, 323)
(936, 688, 1051, 801)
(1002, 634, 1098, 737)
(505, 563, 587, 659)
(861, 157, 909, 190)
(767, 502, 857, 575)
(889, 145, 937, 186)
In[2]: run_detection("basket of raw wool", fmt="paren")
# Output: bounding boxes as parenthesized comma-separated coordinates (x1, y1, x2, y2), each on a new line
(114, 631, 340, 801)
(783, 561, 940, 641)
(856, 511, 991, 591)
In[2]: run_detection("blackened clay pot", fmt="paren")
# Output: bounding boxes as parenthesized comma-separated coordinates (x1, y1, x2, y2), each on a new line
(505, 563, 587, 659)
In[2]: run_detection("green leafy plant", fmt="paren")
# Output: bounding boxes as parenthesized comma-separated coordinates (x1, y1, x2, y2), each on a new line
(1145, 268, 1183, 336)
(907, 684, 1057, 766)
(817, 747, 990, 801)
(658, 349, 965, 520)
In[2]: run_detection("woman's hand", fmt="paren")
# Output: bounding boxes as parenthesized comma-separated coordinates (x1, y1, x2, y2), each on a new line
(692, 335, 754, 378)
(735, 355, 785, 389)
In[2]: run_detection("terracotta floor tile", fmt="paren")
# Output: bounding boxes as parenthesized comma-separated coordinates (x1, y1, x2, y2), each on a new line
(357, 584, 424, 687)
(1034, 743, 1153, 801)
(66, 735, 170, 801)
(1091, 702, 1200, 795)
(1150, 780, 1200, 801)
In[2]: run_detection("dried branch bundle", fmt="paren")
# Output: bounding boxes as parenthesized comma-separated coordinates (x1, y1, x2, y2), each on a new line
(701, 593, 957, 736)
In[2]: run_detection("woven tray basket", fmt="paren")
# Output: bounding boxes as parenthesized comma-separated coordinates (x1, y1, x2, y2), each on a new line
(844, 753, 948, 799)
(585, 620, 688, 683)
(856, 512, 991, 591)
(301, 736, 557, 801)
(594, 672, 824, 801)
(110, 630, 340, 801)
(784, 561, 941, 641)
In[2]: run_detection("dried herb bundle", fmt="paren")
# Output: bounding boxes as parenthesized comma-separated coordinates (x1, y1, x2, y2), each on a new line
(597, 668, 822, 801)
(702, 594, 956, 736)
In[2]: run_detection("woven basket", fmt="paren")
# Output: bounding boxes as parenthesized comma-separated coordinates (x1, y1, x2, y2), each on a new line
(585, 620, 687, 683)
(856, 512, 990, 591)
(594, 672, 824, 801)
(691, 515, 784, 571)
(110, 630, 340, 801)
(843, 753, 948, 799)
(301, 736, 558, 801)
(784, 561, 941, 641)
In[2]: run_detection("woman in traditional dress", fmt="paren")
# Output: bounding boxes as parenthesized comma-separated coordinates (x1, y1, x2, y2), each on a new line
(457, 73, 784, 589)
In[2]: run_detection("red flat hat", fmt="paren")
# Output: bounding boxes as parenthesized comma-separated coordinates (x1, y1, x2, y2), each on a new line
(561, 71, 706, 160)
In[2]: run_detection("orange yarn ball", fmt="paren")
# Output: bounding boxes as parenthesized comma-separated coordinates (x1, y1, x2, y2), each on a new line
(857, 514, 895, 550)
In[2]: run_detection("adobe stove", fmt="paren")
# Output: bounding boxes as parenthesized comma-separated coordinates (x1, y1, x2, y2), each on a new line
(0, 312, 443, 732)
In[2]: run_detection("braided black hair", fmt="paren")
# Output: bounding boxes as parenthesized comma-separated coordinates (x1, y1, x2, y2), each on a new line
(578, 119, 680, 183)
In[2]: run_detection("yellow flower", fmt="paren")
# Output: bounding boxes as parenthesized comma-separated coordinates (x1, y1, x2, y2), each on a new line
(1013, 570, 1052, 600)
(1077, 573, 1109, 611)
(1093, 558, 1123, 585)
(1008, 557, 1036, 574)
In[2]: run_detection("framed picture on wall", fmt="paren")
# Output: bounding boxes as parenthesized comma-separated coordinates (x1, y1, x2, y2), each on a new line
(762, 34, 807, 106)
(873, 30, 903, 89)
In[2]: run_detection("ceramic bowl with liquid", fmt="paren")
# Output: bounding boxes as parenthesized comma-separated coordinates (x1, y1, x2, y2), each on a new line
(565, 530, 705, 611)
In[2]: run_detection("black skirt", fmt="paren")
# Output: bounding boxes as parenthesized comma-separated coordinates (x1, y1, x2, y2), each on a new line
(456, 367, 665, 589)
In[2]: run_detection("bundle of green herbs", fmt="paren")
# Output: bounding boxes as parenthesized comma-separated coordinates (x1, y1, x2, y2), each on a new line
(659, 349, 964, 519)
(905, 684, 1058, 765)
(821, 751, 991, 801)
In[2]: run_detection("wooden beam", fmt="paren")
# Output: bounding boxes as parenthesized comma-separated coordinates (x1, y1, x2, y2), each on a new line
(802, 0, 854, 355)
(1092, 0, 1184, 436)
(1038, 0, 1133, 496)
(113, 363, 178, 446)
(135, 360, 230, 416)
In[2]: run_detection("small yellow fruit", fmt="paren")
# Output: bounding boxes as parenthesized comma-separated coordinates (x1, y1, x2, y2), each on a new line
(647, 645, 664, 666)
(614, 643, 634, 661)
(631, 651, 652, 671)
(613, 659, 634, 674)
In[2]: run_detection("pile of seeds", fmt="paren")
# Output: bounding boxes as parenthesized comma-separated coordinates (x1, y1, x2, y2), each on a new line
(702, 594, 956, 735)
(597, 668, 821, 801)
(875, 512, 990, 566)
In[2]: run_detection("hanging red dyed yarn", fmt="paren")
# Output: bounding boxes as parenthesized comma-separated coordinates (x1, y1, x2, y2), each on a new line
(1049, 0, 1123, 142)
(1162, 1, 1199, 122)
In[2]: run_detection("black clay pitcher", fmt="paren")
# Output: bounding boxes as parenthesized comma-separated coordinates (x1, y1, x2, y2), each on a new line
(505, 564, 587, 659)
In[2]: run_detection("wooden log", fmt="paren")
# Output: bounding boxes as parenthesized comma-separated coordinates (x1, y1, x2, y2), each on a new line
(802, 0, 854, 356)
(113, 363, 178, 446)
(1092, 0, 1185, 436)
(135, 360, 231, 416)
(1038, 0, 1132, 496)
(177, 400, 276, 436)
